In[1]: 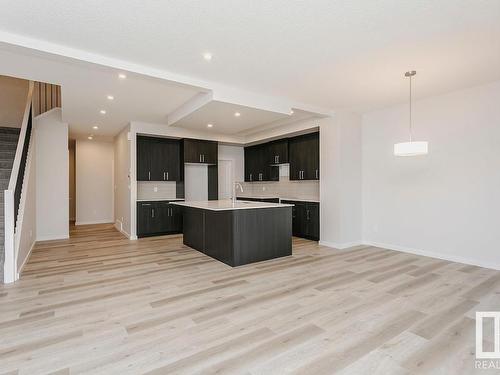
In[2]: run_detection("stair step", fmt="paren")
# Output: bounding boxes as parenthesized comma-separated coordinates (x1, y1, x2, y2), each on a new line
(0, 127, 21, 135)
(0, 136, 20, 144)
(0, 161, 13, 169)
(0, 143, 18, 150)
(0, 179, 9, 190)
(0, 151, 16, 158)
(0, 169, 12, 179)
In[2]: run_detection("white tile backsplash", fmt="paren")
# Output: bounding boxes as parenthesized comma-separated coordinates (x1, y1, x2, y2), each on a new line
(137, 181, 177, 200)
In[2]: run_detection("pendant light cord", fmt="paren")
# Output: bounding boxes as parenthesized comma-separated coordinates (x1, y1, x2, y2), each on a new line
(409, 74, 412, 142)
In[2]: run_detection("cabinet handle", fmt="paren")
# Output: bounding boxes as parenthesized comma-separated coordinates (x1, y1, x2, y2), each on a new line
(152, 208, 155, 218)
(166, 172, 169, 180)
(307, 209, 310, 220)
(148, 171, 151, 180)
(199, 154, 202, 162)
(163, 172, 166, 180)
(141, 203, 151, 206)
(277, 155, 279, 163)
(250, 173, 252, 181)
(316, 169, 318, 179)
(203, 154, 205, 163)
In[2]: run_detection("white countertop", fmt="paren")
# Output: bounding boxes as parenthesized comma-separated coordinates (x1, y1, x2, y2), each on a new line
(137, 198, 185, 202)
(236, 196, 320, 203)
(171, 200, 294, 211)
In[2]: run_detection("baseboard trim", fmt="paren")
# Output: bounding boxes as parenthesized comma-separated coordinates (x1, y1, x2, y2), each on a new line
(364, 241, 500, 271)
(319, 240, 364, 250)
(114, 221, 131, 239)
(75, 220, 114, 226)
(36, 234, 70, 241)
(17, 240, 36, 278)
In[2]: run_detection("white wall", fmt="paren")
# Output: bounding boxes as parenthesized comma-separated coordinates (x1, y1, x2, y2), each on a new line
(362, 80, 500, 269)
(0, 75, 28, 128)
(76, 140, 114, 225)
(114, 126, 131, 237)
(218, 144, 244, 183)
(35, 108, 69, 240)
(184, 164, 208, 201)
(319, 113, 362, 248)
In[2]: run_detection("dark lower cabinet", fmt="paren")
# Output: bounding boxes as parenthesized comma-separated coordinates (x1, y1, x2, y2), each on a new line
(137, 201, 183, 237)
(281, 200, 319, 240)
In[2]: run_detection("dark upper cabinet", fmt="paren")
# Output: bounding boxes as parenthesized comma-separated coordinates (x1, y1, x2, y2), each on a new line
(137, 136, 180, 181)
(289, 132, 319, 181)
(281, 200, 319, 240)
(183, 139, 218, 164)
(244, 143, 279, 182)
(137, 137, 151, 181)
(137, 201, 183, 237)
(268, 139, 288, 164)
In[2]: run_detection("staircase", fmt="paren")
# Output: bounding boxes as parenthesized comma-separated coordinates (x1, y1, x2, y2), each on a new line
(0, 127, 20, 283)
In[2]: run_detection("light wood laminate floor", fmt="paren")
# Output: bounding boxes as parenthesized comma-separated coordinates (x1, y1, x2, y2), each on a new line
(1, 224, 499, 374)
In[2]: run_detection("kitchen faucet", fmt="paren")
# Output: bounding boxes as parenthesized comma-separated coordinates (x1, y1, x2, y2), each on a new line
(232, 182, 243, 204)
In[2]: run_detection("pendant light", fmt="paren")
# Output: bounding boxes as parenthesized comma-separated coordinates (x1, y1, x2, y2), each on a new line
(394, 71, 428, 156)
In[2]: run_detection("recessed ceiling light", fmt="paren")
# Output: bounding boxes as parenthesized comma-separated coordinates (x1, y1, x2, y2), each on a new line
(88, 136, 93, 140)
(107, 95, 114, 100)
(290, 110, 294, 115)
(207, 123, 213, 128)
(203, 52, 212, 61)
(100, 110, 106, 114)
(118, 73, 127, 79)
(234, 112, 241, 117)
(93, 125, 99, 130)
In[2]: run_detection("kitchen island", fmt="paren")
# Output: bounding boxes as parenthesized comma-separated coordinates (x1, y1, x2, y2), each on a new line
(171, 200, 293, 266)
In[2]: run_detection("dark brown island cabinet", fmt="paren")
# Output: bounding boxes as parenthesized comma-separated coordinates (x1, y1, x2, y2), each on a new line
(173, 201, 293, 266)
(281, 200, 320, 240)
(137, 200, 183, 237)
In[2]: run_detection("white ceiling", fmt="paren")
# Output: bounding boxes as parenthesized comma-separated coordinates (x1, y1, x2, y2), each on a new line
(0, 0, 499, 136)
(0, 0, 500, 140)
(172, 101, 290, 134)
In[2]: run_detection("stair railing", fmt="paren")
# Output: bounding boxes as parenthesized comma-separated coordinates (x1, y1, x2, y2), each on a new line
(3, 81, 33, 283)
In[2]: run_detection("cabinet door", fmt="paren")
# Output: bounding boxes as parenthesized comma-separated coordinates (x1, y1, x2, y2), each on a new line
(303, 133, 319, 180)
(288, 137, 304, 180)
(150, 140, 167, 181)
(256, 144, 268, 181)
(201, 141, 218, 164)
(305, 203, 320, 240)
(165, 139, 180, 181)
(170, 204, 183, 233)
(183, 139, 202, 163)
(137, 202, 154, 235)
(294, 202, 307, 237)
(137, 137, 151, 181)
(244, 146, 256, 182)
(268, 139, 288, 164)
